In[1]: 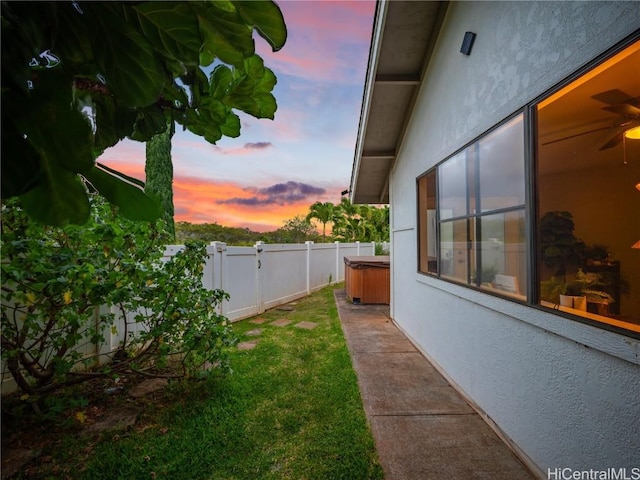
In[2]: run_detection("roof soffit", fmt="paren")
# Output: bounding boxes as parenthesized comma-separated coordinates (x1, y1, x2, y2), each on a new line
(351, 1, 449, 204)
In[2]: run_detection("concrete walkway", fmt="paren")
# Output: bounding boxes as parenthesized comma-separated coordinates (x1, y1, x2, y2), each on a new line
(334, 289, 537, 480)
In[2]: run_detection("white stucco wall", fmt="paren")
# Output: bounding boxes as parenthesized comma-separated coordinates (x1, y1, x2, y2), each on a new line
(389, 1, 640, 474)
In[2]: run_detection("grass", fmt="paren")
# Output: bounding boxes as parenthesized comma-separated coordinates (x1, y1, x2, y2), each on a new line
(5, 284, 383, 480)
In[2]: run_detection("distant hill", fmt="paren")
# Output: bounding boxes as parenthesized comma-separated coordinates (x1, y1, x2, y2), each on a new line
(175, 222, 264, 245)
(175, 221, 322, 246)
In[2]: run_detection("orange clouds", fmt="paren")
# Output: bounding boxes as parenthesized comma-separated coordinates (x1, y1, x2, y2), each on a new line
(173, 176, 324, 231)
(98, 157, 339, 232)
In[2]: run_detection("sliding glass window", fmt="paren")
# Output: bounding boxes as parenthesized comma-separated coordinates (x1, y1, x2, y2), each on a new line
(418, 114, 527, 299)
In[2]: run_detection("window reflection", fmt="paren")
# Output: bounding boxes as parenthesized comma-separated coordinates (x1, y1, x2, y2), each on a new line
(439, 150, 468, 218)
(478, 116, 525, 212)
(479, 211, 526, 297)
(440, 219, 469, 282)
(438, 115, 526, 292)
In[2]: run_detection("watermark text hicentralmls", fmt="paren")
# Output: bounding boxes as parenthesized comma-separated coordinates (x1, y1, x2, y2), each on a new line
(547, 468, 640, 480)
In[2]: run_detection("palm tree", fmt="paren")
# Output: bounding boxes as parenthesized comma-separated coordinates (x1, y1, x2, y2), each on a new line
(306, 201, 335, 242)
(337, 197, 358, 217)
(341, 217, 364, 242)
(332, 198, 358, 241)
(359, 205, 389, 242)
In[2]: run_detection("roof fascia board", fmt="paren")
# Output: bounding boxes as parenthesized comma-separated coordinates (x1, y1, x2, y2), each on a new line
(349, 0, 390, 204)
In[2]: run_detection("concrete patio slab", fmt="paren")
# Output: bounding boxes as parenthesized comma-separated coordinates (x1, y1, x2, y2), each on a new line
(341, 320, 416, 353)
(333, 288, 536, 480)
(249, 317, 268, 324)
(237, 340, 259, 351)
(83, 406, 140, 435)
(270, 319, 292, 327)
(370, 414, 534, 480)
(338, 301, 390, 323)
(128, 378, 168, 398)
(351, 352, 473, 416)
(350, 351, 448, 384)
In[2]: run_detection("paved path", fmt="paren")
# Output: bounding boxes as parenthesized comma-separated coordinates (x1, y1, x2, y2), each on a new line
(334, 289, 537, 480)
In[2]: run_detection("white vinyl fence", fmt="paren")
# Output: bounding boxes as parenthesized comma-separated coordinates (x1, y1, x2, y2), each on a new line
(185, 240, 375, 322)
(2, 241, 380, 394)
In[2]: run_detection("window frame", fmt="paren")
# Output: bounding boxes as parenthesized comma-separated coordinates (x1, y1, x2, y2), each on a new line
(418, 111, 528, 300)
(416, 30, 640, 339)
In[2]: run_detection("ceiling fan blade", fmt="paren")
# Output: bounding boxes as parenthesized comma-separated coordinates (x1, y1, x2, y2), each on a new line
(599, 131, 624, 150)
(602, 104, 640, 116)
(627, 96, 640, 108)
(541, 125, 612, 146)
(598, 118, 640, 150)
(591, 89, 633, 106)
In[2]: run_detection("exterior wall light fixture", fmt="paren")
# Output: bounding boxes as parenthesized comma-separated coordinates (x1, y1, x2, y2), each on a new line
(460, 32, 476, 56)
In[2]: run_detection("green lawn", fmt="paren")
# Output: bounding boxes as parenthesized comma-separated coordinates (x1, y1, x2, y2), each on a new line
(39, 285, 382, 479)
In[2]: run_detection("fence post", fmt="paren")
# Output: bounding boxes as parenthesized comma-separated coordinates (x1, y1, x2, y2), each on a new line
(356, 241, 361, 256)
(334, 241, 340, 284)
(203, 244, 216, 291)
(305, 241, 313, 294)
(210, 242, 226, 315)
(255, 241, 264, 314)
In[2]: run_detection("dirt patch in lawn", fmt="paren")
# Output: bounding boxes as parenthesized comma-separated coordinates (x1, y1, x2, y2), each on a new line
(1, 374, 173, 479)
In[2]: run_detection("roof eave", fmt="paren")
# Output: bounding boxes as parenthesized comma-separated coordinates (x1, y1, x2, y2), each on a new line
(350, 1, 449, 205)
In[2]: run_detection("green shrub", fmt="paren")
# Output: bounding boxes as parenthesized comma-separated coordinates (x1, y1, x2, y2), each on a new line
(1, 196, 235, 398)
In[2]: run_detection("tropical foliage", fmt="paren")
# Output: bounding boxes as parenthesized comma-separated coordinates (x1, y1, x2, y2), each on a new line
(1, 197, 235, 398)
(331, 199, 389, 243)
(175, 199, 389, 245)
(176, 221, 262, 246)
(306, 202, 336, 242)
(276, 215, 319, 243)
(1, 1, 287, 226)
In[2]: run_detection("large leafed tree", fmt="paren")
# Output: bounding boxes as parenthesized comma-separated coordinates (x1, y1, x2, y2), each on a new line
(1, 1, 287, 226)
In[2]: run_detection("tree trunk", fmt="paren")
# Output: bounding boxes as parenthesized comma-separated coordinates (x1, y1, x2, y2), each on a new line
(145, 122, 175, 241)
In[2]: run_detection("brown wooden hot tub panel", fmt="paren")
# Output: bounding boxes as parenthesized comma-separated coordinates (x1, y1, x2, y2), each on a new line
(344, 256, 390, 305)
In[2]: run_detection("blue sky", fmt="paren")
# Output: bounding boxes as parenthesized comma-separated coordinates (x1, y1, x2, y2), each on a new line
(98, 0, 376, 232)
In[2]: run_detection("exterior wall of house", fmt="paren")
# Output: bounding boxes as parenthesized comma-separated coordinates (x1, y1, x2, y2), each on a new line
(389, 1, 640, 474)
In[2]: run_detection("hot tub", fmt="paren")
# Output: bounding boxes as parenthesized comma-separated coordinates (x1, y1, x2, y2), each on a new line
(344, 256, 390, 305)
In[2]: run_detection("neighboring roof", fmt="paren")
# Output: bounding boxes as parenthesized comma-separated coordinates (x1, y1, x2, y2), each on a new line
(350, 0, 449, 204)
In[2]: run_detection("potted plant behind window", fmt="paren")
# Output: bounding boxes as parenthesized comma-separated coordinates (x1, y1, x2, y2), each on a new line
(540, 211, 588, 311)
(541, 269, 615, 312)
(566, 269, 615, 311)
(559, 276, 588, 311)
(584, 244, 610, 266)
(539, 211, 585, 280)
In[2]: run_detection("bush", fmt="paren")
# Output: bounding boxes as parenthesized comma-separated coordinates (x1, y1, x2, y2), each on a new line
(374, 242, 389, 256)
(1, 196, 235, 398)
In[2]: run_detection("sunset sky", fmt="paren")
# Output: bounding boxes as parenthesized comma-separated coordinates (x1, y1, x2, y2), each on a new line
(97, 0, 376, 232)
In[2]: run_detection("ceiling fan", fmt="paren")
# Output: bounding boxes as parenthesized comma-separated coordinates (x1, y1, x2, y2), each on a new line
(542, 89, 640, 150)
